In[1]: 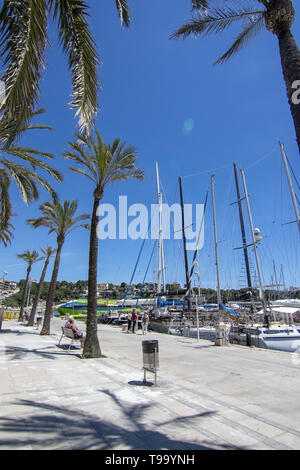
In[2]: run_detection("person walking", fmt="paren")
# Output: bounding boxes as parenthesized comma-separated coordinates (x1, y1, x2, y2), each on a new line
(141, 311, 149, 335)
(131, 309, 138, 333)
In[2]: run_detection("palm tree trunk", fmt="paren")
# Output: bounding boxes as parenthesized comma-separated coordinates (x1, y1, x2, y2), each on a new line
(18, 266, 31, 322)
(40, 243, 62, 335)
(28, 257, 49, 327)
(83, 197, 102, 358)
(277, 28, 300, 153)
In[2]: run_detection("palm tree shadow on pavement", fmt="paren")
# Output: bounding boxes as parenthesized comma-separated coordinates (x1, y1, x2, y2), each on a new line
(100, 389, 244, 450)
(3, 345, 81, 361)
(0, 398, 243, 450)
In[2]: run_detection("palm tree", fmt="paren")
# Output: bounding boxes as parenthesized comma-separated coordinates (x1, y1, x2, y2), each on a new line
(0, 110, 63, 236)
(27, 199, 90, 335)
(171, 0, 300, 153)
(17, 250, 41, 321)
(0, 0, 131, 136)
(27, 246, 56, 327)
(64, 130, 144, 358)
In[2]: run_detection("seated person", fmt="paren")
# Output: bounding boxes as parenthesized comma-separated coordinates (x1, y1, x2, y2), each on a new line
(64, 316, 85, 348)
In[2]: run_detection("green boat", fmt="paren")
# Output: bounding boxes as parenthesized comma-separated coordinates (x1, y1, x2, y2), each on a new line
(55, 299, 136, 321)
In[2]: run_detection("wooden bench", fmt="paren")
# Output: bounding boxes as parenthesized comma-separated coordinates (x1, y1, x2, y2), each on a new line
(58, 327, 82, 350)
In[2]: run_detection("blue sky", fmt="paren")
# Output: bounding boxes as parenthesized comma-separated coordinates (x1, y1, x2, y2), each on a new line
(1, 0, 300, 292)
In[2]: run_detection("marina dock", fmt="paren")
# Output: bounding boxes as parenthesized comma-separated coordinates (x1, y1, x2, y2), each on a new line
(1, 317, 300, 450)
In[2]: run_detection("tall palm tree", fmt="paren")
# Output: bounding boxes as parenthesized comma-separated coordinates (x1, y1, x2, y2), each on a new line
(0, 110, 63, 236)
(64, 130, 144, 358)
(0, 0, 131, 137)
(17, 249, 41, 321)
(27, 246, 56, 327)
(27, 199, 90, 335)
(171, 0, 300, 153)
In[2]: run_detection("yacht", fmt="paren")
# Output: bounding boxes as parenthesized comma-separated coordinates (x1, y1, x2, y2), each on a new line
(230, 323, 300, 353)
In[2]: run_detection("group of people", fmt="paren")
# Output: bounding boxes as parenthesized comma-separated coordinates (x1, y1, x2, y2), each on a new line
(127, 309, 149, 335)
(63, 309, 150, 349)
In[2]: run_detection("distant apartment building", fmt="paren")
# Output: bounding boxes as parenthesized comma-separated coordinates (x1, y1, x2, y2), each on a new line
(143, 283, 157, 292)
(0, 278, 17, 292)
(171, 281, 181, 290)
(98, 283, 109, 292)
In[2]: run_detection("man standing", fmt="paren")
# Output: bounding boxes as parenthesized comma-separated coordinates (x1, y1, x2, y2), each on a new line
(131, 309, 138, 333)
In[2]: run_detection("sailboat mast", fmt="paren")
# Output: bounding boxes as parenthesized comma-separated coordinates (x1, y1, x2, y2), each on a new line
(155, 162, 166, 293)
(233, 163, 252, 290)
(179, 176, 190, 304)
(240, 169, 269, 325)
(279, 142, 300, 234)
(210, 175, 222, 306)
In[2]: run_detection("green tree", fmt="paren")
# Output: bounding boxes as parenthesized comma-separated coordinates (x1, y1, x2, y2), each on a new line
(172, 0, 300, 153)
(27, 246, 56, 326)
(0, 0, 131, 136)
(17, 249, 41, 321)
(64, 130, 144, 358)
(27, 199, 90, 335)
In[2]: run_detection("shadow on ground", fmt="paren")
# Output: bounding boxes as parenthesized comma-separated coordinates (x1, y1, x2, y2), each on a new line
(3, 345, 81, 361)
(0, 395, 244, 450)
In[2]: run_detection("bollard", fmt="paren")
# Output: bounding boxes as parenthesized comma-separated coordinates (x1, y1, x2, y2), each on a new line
(142, 340, 159, 386)
(215, 325, 227, 346)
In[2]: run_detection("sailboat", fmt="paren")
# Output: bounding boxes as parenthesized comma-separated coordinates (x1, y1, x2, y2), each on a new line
(228, 163, 300, 352)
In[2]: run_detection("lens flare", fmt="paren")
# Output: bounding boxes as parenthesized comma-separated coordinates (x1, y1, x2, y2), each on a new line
(183, 118, 194, 135)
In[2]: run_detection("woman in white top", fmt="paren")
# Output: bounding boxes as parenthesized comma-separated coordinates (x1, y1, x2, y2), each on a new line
(141, 312, 149, 335)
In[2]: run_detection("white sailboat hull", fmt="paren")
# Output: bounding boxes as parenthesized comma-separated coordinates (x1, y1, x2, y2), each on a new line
(261, 334, 300, 352)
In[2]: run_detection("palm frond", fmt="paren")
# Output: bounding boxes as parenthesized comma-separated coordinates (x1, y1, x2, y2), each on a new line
(64, 141, 97, 179)
(0, 221, 14, 246)
(214, 14, 265, 64)
(1, 159, 59, 204)
(52, 0, 99, 134)
(0, 0, 48, 134)
(109, 169, 144, 184)
(115, 0, 130, 27)
(66, 221, 90, 236)
(68, 166, 96, 183)
(4, 148, 63, 180)
(0, 108, 52, 147)
(191, 0, 208, 11)
(171, 7, 264, 39)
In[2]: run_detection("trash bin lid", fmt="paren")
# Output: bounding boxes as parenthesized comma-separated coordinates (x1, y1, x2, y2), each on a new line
(142, 340, 159, 353)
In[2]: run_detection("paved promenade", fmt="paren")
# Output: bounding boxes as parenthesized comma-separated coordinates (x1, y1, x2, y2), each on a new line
(1, 317, 300, 450)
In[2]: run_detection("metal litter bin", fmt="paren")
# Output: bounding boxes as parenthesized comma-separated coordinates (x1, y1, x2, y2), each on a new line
(142, 340, 159, 385)
(36, 316, 42, 330)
